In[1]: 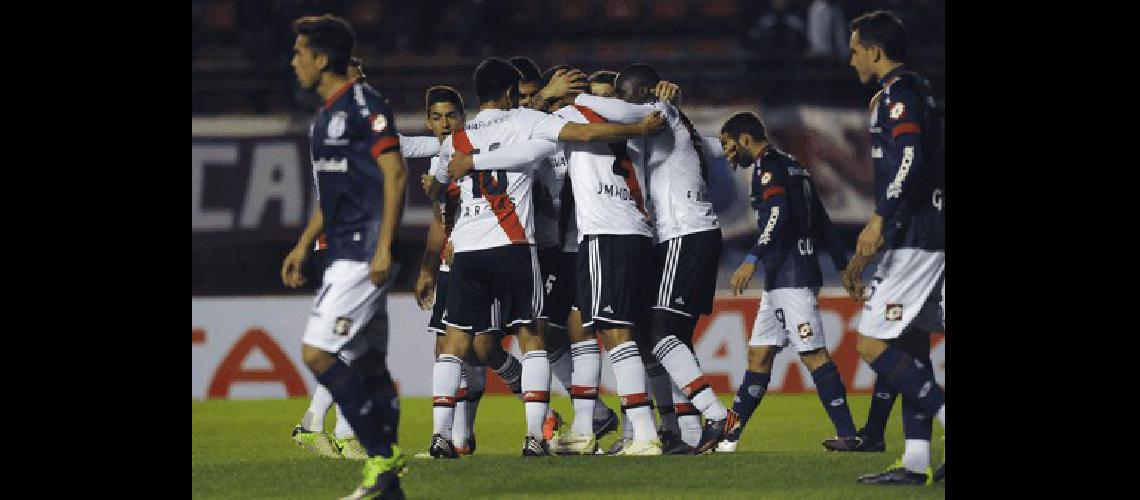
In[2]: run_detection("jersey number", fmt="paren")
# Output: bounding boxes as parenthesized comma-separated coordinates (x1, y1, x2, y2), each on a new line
(471, 170, 509, 198)
(609, 143, 632, 178)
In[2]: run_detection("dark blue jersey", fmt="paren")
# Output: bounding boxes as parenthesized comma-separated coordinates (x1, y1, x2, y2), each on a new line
(871, 67, 944, 250)
(745, 147, 848, 290)
(309, 79, 401, 262)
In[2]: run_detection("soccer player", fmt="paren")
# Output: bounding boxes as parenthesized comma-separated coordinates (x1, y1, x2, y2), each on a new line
(841, 10, 946, 485)
(430, 57, 665, 457)
(569, 64, 742, 455)
(510, 56, 544, 110)
(716, 111, 861, 454)
(588, 70, 618, 98)
(280, 15, 406, 498)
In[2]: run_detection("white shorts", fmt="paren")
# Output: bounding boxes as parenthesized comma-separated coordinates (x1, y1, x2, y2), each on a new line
(303, 260, 396, 362)
(858, 248, 945, 340)
(748, 287, 827, 353)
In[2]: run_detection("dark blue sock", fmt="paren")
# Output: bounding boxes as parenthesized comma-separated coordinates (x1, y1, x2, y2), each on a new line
(809, 362, 857, 437)
(862, 376, 898, 441)
(732, 371, 771, 432)
(869, 345, 944, 415)
(901, 359, 934, 441)
(316, 359, 393, 458)
(370, 385, 401, 445)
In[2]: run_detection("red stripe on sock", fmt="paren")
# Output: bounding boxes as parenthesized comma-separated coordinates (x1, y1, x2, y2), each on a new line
(433, 396, 457, 407)
(571, 386, 599, 398)
(674, 403, 698, 415)
(620, 393, 650, 407)
(682, 376, 711, 399)
(524, 391, 550, 402)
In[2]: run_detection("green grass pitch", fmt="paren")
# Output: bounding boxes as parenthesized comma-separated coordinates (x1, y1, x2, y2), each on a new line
(193, 394, 944, 499)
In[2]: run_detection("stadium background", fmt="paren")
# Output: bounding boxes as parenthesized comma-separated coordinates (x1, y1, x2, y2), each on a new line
(192, 0, 945, 400)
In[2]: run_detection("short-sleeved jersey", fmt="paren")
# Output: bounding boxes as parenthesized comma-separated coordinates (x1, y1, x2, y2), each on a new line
(749, 147, 847, 290)
(553, 104, 653, 242)
(871, 67, 944, 251)
(437, 107, 569, 253)
(571, 95, 718, 243)
(533, 147, 578, 251)
(309, 79, 400, 262)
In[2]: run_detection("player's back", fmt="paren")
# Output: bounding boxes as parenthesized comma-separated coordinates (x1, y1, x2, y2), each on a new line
(643, 101, 719, 243)
(553, 104, 653, 241)
(440, 107, 561, 253)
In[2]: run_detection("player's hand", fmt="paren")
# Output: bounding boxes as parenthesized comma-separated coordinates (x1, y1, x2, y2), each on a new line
(653, 80, 681, 105)
(841, 254, 871, 301)
(540, 69, 589, 102)
(639, 111, 667, 136)
(855, 215, 885, 257)
(281, 245, 308, 288)
(370, 247, 393, 286)
(447, 151, 475, 179)
(414, 268, 436, 310)
(443, 240, 454, 267)
(421, 173, 437, 197)
(731, 262, 756, 296)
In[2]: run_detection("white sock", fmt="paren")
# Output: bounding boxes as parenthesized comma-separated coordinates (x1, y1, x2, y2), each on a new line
(646, 360, 678, 434)
(654, 335, 726, 420)
(333, 405, 354, 439)
(902, 439, 932, 473)
(672, 380, 702, 447)
(302, 385, 335, 432)
(522, 350, 551, 438)
(608, 341, 656, 442)
(453, 368, 470, 447)
(549, 345, 574, 393)
(570, 340, 602, 435)
(936, 405, 945, 430)
(432, 354, 463, 439)
(465, 364, 486, 438)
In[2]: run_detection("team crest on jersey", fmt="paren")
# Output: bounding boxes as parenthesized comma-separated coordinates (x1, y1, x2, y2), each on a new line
(760, 171, 772, 185)
(797, 322, 813, 340)
(885, 304, 903, 321)
(371, 113, 388, 133)
(889, 101, 906, 120)
(334, 316, 353, 336)
(327, 111, 347, 138)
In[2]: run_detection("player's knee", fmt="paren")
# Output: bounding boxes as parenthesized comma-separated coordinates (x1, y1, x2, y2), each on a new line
(856, 335, 887, 363)
(747, 346, 775, 372)
(799, 348, 831, 371)
(442, 330, 472, 359)
(301, 344, 336, 374)
(473, 334, 504, 365)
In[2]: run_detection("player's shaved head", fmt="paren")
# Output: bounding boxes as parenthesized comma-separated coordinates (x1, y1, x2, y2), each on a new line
(292, 15, 355, 75)
(615, 63, 661, 104)
(473, 57, 524, 104)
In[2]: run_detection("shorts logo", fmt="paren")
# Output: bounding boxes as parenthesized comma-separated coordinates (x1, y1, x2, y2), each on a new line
(885, 304, 903, 321)
(760, 171, 772, 185)
(797, 322, 813, 340)
(674, 296, 685, 306)
(334, 317, 354, 336)
(327, 111, 347, 138)
(603, 305, 614, 313)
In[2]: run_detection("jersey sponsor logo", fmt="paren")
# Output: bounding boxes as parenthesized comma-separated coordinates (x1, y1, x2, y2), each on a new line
(885, 303, 903, 321)
(889, 101, 906, 120)
(885, 146, 915, 199)
(334, 317, 353, 336)
(760, 171, 772, 185)
(797, 322, 813, 340)
(327, 111, 347, 139)
(757, 206, 780, 245)
(370, 113, 388, 133)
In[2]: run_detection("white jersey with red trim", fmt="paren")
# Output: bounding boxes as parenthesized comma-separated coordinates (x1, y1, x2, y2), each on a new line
(438, 107, 569, 253)
(572, 95, 718, 243)
(533, 146, 578, 251)
(427, 156, 457, 272)
(552, 104, 653, 242)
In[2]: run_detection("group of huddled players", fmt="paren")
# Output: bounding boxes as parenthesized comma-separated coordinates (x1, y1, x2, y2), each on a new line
(280, 9, 944, 499)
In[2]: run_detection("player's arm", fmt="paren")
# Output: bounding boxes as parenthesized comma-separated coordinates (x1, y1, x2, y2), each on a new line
(811, 189, 849, 273)
(535, 68, 589, 112)
(372, 150, 407, 285)
(399, 134, 441, 158)
(857, 88, 925, 257)
(556, 112, 665, 142)
(572, 93, 654, 124)
(448, 139, 558, 178)
(731, 167, 789, 295)
(415, 202, 446, 309)
(282, 207, 323, 288)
